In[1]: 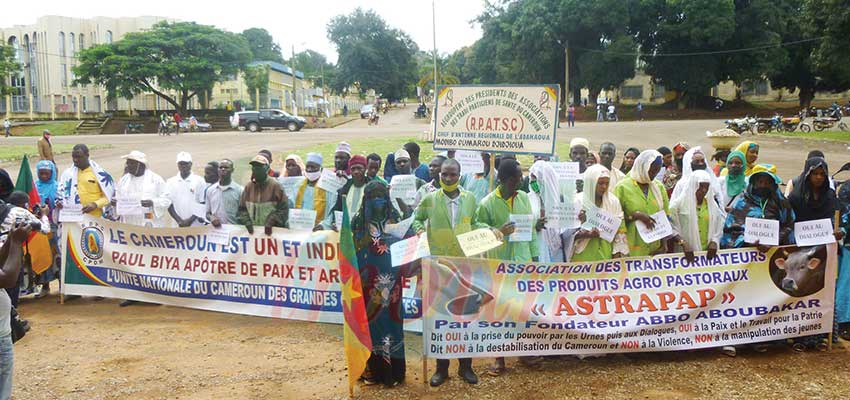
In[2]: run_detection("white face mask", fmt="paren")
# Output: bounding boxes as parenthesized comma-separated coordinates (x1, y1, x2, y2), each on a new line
(306, 170, 322, 182)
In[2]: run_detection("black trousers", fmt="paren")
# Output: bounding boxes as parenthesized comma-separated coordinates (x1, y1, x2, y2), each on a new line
(435, 357, 472, 372)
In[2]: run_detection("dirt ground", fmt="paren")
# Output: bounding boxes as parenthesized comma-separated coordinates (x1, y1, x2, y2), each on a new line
(5, 109, 850, 399)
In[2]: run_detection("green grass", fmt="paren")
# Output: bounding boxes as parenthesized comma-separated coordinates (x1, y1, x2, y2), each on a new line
(11, 121, 80, 136)
(0, 144, 112, 163)
(766, 130, 850, 142)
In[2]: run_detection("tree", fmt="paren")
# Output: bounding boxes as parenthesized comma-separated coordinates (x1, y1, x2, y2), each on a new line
(327, 8, 419, 100)
(74, 22, 252, 114)
(0, 44, 21, 96)
(802, 0, 850, 100)
(241, 28, 284, 63)
(243, 64, 270, 107)
(290, 49, 337, 91)
(577, 35, 638, 102)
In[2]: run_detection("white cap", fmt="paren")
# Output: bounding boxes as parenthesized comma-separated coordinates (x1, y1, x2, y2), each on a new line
(121, 150, 147, 164)
(176, 151, 192, 163)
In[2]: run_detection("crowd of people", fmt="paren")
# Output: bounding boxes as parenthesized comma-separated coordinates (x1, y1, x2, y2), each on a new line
(2, 135, 850, 392)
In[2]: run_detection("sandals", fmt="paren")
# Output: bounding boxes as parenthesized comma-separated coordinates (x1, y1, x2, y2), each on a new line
(721, 346, 737, 357)
(485, 364, 506, 377)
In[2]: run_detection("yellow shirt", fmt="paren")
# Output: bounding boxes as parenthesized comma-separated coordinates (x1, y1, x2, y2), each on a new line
(77, 167, 109, 217)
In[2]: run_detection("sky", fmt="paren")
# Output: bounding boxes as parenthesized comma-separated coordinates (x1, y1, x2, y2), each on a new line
(0, 0, 485, 63)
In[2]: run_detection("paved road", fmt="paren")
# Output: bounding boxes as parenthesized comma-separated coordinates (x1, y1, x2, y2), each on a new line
(4, 109, 846, 185)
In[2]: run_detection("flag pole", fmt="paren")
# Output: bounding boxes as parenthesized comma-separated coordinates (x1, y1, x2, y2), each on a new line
(830, 209, 840, 351)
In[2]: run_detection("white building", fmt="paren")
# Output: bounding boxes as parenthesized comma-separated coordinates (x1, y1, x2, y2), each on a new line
(1, 15, 169, 116)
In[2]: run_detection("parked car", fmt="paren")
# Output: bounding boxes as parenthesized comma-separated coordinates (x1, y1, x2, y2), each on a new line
(360, 104, 375, 119)
(234, 109, 306, 132)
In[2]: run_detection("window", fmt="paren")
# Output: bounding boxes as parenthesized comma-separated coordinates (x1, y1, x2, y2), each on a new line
(69, 33, 75, 54)
(621, 85, 643, 99)
(653, 84, 666, 99)
(79, 33, 85, 50)
(105, 30, 113, 44)
(60, 64, 67, 87)
(58, 32, 66, 57)
(742, 80, 769, 96)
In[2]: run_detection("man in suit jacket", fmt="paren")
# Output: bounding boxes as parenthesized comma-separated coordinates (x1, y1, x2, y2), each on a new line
(37, 130, 54, 163)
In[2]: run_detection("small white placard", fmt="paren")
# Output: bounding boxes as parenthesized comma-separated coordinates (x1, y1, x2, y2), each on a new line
(389, 175, 418, 205)
(191, 202, 207, 218)
(794, 218, 835, 246)
(116, 196, 144, 216)
(385, 215, 415, 239)
(636, 210, 674, 243)
(744, 217, 779, 246)
(508, 214, 534, 242)
(288, 208, 317, 231)
(455, 150, 484, 175)
(550, 162, 581, 181)
(546, 200, 581, 230)
(583, 206, 621, 243)
(390, 233, 430, 267)
(58, 204, 83, 222)
(278, 176, 305, 200)
(457, 228, 503, 257)
(316, 170, 345, 194)
(207, 229, 231, 245)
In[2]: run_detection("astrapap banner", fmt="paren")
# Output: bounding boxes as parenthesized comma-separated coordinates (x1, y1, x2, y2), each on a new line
(432, 85, 559, 155)
(423, 245, 836, 358)
(61, 216, 422, 331)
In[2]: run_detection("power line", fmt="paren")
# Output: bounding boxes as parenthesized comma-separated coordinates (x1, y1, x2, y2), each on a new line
(572, 37, 826, 57)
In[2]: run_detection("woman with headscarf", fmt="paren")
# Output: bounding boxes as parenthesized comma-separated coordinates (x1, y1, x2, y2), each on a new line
(722, 141, 759, 177)
(283, 154, 305, 177)
(351, 180, 412, 387)
(585, 152, 599, 169)
(572, 165, 629, 261)
(721, 164, 794, 249)
(671, 146, 722, 204)
(669, 170, 726, 256)
(34, 160, 60, 298)
(618, 147, 640, 175)
(786, 157, 841, 352)
(613, 150, 671, 256)
(528, 160, 565, 262)
(718, 151, 747, 208)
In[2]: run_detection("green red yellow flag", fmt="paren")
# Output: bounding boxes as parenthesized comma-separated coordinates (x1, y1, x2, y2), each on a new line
(15, 154, 40, 206)
(15, 154, 52, 273)
(339, 200, 372, 390)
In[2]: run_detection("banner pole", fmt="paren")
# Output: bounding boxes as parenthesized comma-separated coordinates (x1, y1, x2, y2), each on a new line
(348, 382, 354, 399)
(422, 356, 428, 386)
(488, 154, 495, 193)
(830, 210, 840, 351)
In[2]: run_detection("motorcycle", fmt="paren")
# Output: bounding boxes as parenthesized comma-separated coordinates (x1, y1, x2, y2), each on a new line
(812, 109, 848, 131)
(779, 113, 811, 133)
(756, 114, 782, 133)
(368, 111, 380, 126)
(725, 116, 756, 134)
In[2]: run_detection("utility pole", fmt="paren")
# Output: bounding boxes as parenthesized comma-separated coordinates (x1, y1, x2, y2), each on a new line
(564, 40, 570, 107)
(292, 45, 297, 116)
(432, 0, 438, 105)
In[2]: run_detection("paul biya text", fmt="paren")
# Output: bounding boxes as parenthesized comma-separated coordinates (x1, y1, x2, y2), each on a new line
(108, 229, 339, 261)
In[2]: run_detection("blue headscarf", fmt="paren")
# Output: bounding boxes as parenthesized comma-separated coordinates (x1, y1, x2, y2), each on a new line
(36, 160, 58, 206)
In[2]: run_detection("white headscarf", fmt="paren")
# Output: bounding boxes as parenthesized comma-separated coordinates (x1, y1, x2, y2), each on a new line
(669, 170, 726, 250)
(529, 160, 563, 259)
(574, 164, 628, 255)
(629, 149, 664, 210)
(672, 146, 721, 202)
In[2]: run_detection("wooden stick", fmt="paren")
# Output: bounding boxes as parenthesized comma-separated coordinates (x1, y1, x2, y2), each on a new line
(348, 382, 354, 399)
(422, 355, 428, 386)
(488, 155, 496, 193)
(828, 332, 833, 351)
(831, 209, 840, 352)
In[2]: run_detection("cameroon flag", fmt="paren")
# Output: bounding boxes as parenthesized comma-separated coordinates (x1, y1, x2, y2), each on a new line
(15, 155, 53, 274)
(339, 200, 372, 391)
(15, 155, 40, 206)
